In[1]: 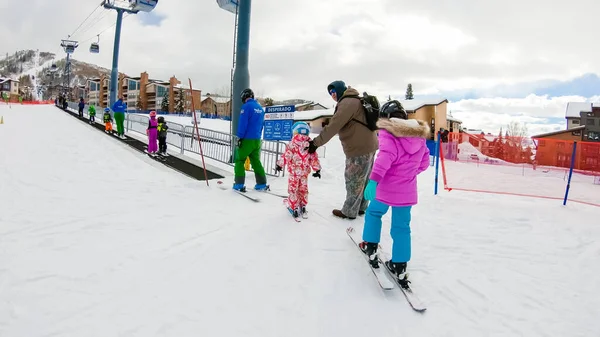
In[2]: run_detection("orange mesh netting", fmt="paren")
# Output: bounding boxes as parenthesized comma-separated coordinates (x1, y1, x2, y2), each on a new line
(439, 131, 600, 207)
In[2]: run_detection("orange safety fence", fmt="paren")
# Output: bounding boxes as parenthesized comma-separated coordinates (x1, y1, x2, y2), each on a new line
(439, 131, 600, 207)
(0, 100, 55, 105)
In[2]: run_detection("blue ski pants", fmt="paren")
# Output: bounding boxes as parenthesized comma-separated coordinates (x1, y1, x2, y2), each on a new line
(361, 200, 412, 263)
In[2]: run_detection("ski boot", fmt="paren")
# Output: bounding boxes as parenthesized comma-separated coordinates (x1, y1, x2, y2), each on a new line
(384, 261, 411, 289)
(300, 206, 308, 219)
(254, 184, 269, 191)
(233, 183, 247, 192)
(358, 241, 379, 268)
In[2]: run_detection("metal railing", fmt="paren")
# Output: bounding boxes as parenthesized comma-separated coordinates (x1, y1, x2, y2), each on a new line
(64, 102, 286, 176)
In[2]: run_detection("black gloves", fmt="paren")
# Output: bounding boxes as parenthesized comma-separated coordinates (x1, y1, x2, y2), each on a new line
(237, 138, 243, 148)
(306, 140, 318, 154)
(275, 165, 283, 173)
(312, 170, 321, 179)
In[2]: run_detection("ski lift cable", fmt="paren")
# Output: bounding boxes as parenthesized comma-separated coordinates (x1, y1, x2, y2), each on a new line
(68, 4, 103, 39)
(79, 13, 131, 44)
(74, 9, 112, 38)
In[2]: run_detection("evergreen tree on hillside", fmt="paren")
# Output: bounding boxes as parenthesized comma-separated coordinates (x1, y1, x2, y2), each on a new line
(405, 83, 414, 100)
(264, 97, 274, 106)
(160, 91, 169, 112)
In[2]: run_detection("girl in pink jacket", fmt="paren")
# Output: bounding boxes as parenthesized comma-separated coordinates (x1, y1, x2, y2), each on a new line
(358, 101, 430, 286)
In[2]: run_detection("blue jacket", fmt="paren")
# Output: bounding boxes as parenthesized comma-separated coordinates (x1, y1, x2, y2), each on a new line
(78, 101, 85, 109)
(112, 99, 126, 113)
(237, 98, 265, 139)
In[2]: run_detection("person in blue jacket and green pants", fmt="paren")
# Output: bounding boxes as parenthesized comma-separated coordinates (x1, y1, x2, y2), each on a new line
(112, 96, 127, 138)
(233, 88, 268, 191)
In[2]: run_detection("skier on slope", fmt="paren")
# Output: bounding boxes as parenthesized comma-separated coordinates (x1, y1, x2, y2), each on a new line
(111, 96, 127, 139)
(358, 101, 430, 285)
(88, 103, 96, 124)
(275, 122, 322, 219)
(146, 111, 159, 154)
(103, 108, 113, 134)
(78, 97, 85, 118)
(233, 88, 268, 192)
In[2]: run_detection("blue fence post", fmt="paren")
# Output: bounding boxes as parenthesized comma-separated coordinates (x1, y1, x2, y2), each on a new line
(563, 141, 578, 206)
(434, 134, 441, 195)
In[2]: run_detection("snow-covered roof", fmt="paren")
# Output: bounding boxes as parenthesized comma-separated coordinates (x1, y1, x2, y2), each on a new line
(532, 126, 586, 138)
(203, 96, 230, 104)
(0, 77, 18, 84)
(565, 102, 600, 118)
(447, 116, 462, 123)
(295, 102, 328, 110)
(293, 109, 333, 121)
(397, 98, 448, 112)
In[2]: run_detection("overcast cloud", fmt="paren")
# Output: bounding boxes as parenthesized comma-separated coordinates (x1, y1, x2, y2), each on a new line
(2, 0, 599, 135)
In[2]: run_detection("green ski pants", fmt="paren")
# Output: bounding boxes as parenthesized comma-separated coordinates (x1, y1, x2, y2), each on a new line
(234, 139, 267, 186)
(114, 112, 125, 135)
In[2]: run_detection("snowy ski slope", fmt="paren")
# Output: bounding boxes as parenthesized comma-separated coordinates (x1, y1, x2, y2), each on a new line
(1, 105, 599, 337)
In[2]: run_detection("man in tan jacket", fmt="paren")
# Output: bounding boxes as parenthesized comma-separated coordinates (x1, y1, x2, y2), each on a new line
(307, 80, 378, 219)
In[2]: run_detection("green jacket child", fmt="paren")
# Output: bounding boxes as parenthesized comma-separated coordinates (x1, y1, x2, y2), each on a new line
(88, 104, 96, 116)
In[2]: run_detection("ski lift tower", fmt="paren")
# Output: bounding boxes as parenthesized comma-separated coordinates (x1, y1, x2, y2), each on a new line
(102, 0, 158, 107)
(217, 0, 252, 157)
(60, 39, 78, 99)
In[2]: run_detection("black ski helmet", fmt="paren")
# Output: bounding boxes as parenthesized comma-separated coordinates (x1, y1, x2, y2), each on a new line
(380, 100, 407, 120)
(241, 88, 254, 102)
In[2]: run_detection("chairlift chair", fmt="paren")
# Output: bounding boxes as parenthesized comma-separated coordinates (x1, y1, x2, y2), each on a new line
(50, 64, 57, 72)
(90, 35, 100, 54)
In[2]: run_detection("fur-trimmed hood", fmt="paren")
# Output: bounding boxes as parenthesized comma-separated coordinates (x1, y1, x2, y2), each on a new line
(376, 118, 430, 155)
(376, 118, 430, 138)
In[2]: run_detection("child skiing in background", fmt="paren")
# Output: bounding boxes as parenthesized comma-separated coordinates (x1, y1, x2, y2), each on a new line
(157, 116, 169, 155)
(78, 98, 85, 117)
(103, 108, 113, 133)
(275, 122, 321, 220)
(358, 101, 430, 287)
(88, 103, 96, 124)
(146, 111, 158, 154)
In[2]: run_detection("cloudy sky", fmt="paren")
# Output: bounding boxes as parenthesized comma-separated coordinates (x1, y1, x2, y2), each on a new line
(3, 0, 600, 135)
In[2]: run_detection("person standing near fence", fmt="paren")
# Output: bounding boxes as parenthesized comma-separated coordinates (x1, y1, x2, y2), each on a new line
(157, 116, 169, 155)
(233, 88, 268, 192)
(78, 98, 85, 117)
(146, 111, 159, 154)
(307, 80, 378, 220)
(112, 96, 127, 139)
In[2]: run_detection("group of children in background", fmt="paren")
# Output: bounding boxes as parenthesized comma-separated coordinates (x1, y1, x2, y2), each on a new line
(82, 102, 169, 156)
(145, 110, 169, 156)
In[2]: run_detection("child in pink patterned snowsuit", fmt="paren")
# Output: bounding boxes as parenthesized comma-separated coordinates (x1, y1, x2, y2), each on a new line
(146, 111, 158, 154)
(275, 122, 321, 218)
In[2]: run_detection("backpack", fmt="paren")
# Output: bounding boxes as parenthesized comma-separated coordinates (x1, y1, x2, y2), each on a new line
(338, 91, 380, 131)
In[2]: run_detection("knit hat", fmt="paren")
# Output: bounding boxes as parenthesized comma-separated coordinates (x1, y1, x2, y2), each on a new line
(292, 121, 310, 135)
(149, 111, 157, 117)
(104, 107, 110, 112)
(327, 80, 347, 98)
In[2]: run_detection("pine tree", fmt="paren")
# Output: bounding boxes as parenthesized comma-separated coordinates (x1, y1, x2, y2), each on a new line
(175, 89, 185, 113)
(160, 91, 169, 113)
(495, 127, 506, 160)
(264, 97, 274, 106)
(405, 83, 414, 100)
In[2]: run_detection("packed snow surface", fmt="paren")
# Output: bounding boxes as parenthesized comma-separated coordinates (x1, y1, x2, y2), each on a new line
(1, 105, 599, 337)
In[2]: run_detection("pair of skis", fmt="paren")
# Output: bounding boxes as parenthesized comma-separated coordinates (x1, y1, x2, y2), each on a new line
(283, 198, 308, 222)
(216, 180, 286, 202)
(346, 227, 426, 312)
